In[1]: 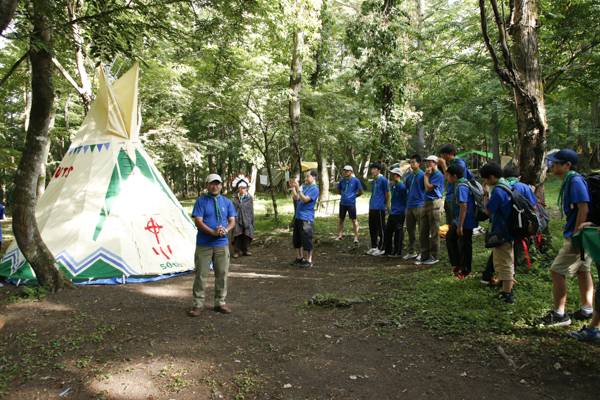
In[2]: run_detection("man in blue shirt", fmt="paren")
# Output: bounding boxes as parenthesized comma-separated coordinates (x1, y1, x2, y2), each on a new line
(445, 164, 478, 278)
(438, 144, 475, 226)
(190, 174, 237, 316)
(417, 155, 444, 265)
(536, 149, 594, 326)
(481, 163, 515, 305)
(290, 169, 320, 268)
(403, 155, 425, 260)
(367, 162, 390, 256)
(336, 166, 364, 243)
(383, 167, 407, 257)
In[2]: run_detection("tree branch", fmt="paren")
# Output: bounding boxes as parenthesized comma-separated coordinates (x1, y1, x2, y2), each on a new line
(0, 51, 29, 88)
(479, 0, 511, 85)
(544, 41, 600, 93)
(52, 57, 85, 96)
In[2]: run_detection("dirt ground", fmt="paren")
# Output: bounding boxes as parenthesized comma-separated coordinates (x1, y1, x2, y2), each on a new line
(0, 234, 598, 400)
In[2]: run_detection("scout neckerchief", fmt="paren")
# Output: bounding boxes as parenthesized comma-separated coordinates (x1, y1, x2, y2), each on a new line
(408, 169, 423, 193)
(372, 174, 382, 198)
(505, 177, 518, 186)
(238, 192, 248, 201)
(208, 193, 223, 222)
(344, 177, 352, 195)
(302, 183, 316, 196)
(558, 170, 577, 218)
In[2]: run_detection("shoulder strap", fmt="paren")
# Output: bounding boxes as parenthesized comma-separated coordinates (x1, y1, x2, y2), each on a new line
(490, 184, 511, 226)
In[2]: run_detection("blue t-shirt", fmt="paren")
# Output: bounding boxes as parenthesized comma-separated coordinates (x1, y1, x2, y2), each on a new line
(486, 184, 514, 243)
(406, 170, 425, 209)
(192, 195, 237, 247)
(389, 182, 407, 215)
(512, 181, 538, 206)
(445, 158, 475, 201)
(370, 175, 390, 210)
(296, 185, 320, 221)
(564, 175, 590, 238)
(337, 177, 363, 206)
(0, 204, 4, 242)
(425, 170, 444, 200)
(453, 184, 478, 229)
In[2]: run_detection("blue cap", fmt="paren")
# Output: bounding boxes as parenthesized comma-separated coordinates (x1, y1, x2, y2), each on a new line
(546, 149, 578, 165)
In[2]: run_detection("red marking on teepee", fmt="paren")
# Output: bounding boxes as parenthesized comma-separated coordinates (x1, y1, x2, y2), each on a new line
(152, 247, 159, 255)
(160, 247, 170, 260)
(145, 218, 163, 244)
(167, 245, 172, 254)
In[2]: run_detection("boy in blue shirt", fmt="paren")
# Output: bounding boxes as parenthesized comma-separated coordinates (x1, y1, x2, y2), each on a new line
(290, 169, 320, 268)
(536, 149, 594, 326)
(481, 163, 515, 304)
(336, 166, 364, 243)
(190, 174, 237, 316)
(438, 144, 475, 226)
(417, 155, 444, 265)
(383, 167, 407, 257)
(367, 162, 390, 256)
(403, 155, 425, 260)
(445, 164, 478, 279)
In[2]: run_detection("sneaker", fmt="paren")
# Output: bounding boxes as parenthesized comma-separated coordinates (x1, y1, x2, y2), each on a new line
(481, 277, 499, 285)
(290, 258, 305, 265)
(569, 309, 593, 321)
(335, 236, 343, 241)
(372, 249, 385, 256)
(387, 253, 401, 258)
(414, 259, 423, 265)
(497, 291, 515, 306)
(353, 238, 359, 243)
(456, 273, 470, 279)
(452, 266, 461, 274)
(366, 248, 377, 255)
(535, 311, 571, 327)
(299, 260, 313, 268)
(415, 254, 421, 261)
(422, 258, 439, 265)
(403, 252, 418, 260)
(568, 325, 600, 342)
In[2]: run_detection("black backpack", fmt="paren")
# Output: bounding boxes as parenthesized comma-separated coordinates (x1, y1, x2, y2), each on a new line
(454, 179, 489, 222)
(494, 184, 540, 239)
(567, 173, 600, 226)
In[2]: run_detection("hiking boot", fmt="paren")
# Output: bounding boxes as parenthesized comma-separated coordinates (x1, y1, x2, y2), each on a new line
(535, 311, 571, 327)
(497, 291, 515, 306)
(422, 258, 439, 265)
(481, 277, 499, 285)
(569, 309, 593, 321)
(290, 258, 305, 265)
(403, 252, 418, 260)
(568, 325, 600, 342)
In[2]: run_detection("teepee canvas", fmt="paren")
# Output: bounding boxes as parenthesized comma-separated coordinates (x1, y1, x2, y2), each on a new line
(0, 63, 198, 284)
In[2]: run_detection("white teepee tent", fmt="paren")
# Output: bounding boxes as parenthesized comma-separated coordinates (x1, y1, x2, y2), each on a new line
(0, 63, 198, 284)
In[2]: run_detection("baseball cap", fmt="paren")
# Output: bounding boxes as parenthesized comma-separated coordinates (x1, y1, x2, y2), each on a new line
(424, 155, 438, 162)
(546, 149, 578, 165)
(206, 173, 222, 183)
(343, 165, 353, 171)
(390, 167, 403, 176)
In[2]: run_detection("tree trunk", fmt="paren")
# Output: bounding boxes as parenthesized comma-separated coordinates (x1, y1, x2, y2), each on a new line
(491, 109, 500, 164)
(288, 29, 303, 183)
(37, 103, 55, 200)
(0, 0, 17, 35)
(264, 149, 279, 223)
(591, 100, 600, 169)
(207, 126, 216, 173)
(315, 142, 329, 201)
(220, 125, 228, 194)
(249, 164, 258, 196)
(415, 123, 425, 157)
(12, 4, 74, 292)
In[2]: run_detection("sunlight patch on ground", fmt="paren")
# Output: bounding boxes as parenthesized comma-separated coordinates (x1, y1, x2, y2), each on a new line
(133, 284, 189, 299)
(228, 272, 287, 279)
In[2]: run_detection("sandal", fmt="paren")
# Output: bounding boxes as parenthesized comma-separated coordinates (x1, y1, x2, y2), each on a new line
(243, 251, 252, 256)
(232, 252, 239, 259)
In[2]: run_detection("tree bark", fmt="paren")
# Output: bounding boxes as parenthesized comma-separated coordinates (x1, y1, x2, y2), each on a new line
(12, 3, 74, 292)
(288, 29, 303, 183)
(37, 103, 55, 200)
(491, 109, 500, 164)
(0, 0, 17, 35)
(315, 142, 329, 201)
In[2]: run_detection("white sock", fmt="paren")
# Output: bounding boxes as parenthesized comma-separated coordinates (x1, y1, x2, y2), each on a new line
(553, 308, 565, 317)
(581, 306, 594, 314)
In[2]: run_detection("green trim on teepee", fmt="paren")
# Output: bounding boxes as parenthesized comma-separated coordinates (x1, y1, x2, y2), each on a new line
(93, 149, 134, 241)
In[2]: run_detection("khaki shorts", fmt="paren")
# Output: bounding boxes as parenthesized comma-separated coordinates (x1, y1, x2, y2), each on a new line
(550, 238, 592, 277)
(493, 242, 514, 282)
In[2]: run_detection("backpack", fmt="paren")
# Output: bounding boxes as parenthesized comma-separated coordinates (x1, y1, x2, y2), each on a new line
(534, 202, 550, 232)
(567, 173, 600, 226)
(494, 184, 540, 238)
(454, 179, 489, 222)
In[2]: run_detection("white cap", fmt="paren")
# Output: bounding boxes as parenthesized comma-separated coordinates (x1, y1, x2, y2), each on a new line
(206, 173, 222, 183)
(343, 165, 353, 171)
(390, 167, 403, 176)
(424, 155, 439, 162)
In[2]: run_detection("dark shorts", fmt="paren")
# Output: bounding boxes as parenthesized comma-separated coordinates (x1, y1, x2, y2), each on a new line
(293, 218, 314, 251)
(339, 205, 357, 220)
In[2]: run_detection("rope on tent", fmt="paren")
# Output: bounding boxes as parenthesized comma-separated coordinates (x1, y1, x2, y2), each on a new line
(122, 274, 126, 284)
(16, 279, 21, 286)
